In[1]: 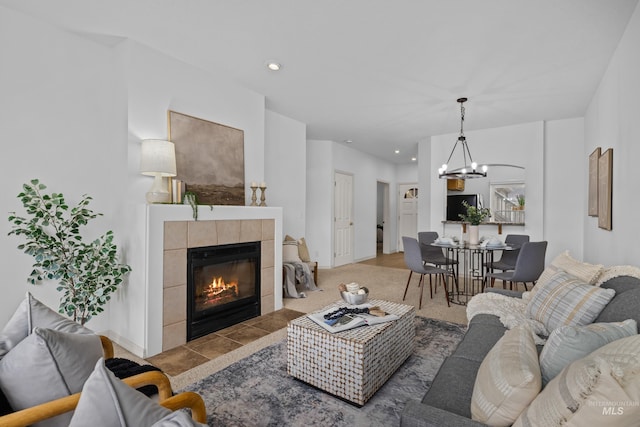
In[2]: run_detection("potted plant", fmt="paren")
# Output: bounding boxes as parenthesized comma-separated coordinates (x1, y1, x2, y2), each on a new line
(516, 194, 525, 210)
(459, 200, 491, 245)
(8, 179, 132, 325)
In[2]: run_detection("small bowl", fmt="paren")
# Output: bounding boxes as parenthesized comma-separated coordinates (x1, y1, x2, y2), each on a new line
(340, 287, 369, 305)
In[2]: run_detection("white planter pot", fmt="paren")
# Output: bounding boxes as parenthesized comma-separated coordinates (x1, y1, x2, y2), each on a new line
(469, 225, 480, 245)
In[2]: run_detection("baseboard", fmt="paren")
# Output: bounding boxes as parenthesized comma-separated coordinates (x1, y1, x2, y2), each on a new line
(98, 329, 146, 360)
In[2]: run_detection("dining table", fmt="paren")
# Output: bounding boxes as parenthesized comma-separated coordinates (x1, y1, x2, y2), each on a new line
(430, 241, 518, 305)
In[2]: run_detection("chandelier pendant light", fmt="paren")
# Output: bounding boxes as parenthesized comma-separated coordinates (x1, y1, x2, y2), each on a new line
(438, 97, 488, 179)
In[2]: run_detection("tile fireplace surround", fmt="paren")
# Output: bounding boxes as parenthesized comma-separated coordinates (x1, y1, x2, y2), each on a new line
(142, 205, 283, 357)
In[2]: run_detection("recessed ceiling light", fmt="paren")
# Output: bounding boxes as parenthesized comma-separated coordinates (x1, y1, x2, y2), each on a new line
(411, 157, 417, 161)
(343, 139, 353, 144)
(266, 62, 281, 71)
(394, 150, 400, 154)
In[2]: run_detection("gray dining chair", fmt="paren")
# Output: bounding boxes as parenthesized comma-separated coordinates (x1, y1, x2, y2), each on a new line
(417, 231, 459, 289)
(484, 241, 548, 291)
(484, 234, 530, 286)
(402, 236, 450, 308)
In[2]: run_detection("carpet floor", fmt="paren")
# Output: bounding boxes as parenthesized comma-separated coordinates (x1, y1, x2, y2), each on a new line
(181, 316, 466, 427)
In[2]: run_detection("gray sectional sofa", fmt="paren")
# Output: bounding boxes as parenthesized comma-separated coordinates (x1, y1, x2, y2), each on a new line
(400, 275, 640, 427)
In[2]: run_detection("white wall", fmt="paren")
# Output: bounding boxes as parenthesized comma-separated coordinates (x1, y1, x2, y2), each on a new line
(306, 140, 334, 267)
(0, 7, 125, 330)
(583, 2, 640, 265)
(544, 118, 585, 261)
(426, 122, 545, 245)
(396, 163, 418, 183)
(265, 109, 307, 238)
(333, 144, 398, 262)
(417, 138, 433, 232)
(306, 140, 400, 267)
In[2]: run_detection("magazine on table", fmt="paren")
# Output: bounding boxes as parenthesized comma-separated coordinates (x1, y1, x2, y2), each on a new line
(307, 303, 399, 333)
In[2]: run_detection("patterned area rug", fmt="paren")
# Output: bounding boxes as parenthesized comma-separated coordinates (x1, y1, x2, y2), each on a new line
(181, 317, 466, 426)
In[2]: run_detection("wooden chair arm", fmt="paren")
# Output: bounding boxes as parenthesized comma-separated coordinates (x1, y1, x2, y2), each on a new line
(160, 391, 207, 423)
(0, 370, 177, 427)
(0, 393, 81, 427)
(0, 390, 207, 427)
(122, 370, 173, 401)
(99, 334, 114, 359)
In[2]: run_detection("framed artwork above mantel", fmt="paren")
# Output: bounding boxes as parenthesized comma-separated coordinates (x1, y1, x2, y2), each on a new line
(168, 110, 245, 206)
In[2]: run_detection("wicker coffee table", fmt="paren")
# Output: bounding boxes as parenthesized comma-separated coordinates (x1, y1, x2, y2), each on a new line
(287, 299, 415, 406)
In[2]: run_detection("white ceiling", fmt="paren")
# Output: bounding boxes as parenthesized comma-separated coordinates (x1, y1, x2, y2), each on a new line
(3, 0, 638, 164)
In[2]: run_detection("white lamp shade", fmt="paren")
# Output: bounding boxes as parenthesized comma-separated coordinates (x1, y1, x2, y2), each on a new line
(140, 139, 177, 177)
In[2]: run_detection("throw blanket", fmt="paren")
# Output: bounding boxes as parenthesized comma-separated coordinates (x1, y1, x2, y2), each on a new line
(466, 292, 549, 344)
(283, 262, 319, 298)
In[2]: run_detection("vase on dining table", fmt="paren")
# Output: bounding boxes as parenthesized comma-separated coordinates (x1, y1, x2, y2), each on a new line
(469, 225, 480, 245)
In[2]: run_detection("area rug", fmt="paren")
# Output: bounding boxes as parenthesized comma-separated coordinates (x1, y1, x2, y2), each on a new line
(181, 317, 466, 426)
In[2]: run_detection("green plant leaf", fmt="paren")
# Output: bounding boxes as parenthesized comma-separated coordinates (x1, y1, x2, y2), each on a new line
(8, 179, 131, 325)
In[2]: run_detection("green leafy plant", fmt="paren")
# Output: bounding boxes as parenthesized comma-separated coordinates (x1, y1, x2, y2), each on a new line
(458, 200, 491, 225)
(516, 194, 525, 207)
(8, 179, 131, 325)
(184, 191, 198, 220)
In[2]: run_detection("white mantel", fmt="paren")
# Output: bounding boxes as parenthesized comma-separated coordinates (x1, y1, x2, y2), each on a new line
(143, 204, 283, 357)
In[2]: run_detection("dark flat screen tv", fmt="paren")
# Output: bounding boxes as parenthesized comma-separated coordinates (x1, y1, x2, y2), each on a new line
(447, 194, 480, 221)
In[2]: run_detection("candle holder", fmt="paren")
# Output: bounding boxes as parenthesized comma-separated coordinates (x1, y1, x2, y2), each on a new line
(250, 184, 258, 206)
(259, 185, 267, 206)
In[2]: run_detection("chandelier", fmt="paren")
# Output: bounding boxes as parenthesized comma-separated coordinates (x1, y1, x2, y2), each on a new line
(438, 97, 488, 179)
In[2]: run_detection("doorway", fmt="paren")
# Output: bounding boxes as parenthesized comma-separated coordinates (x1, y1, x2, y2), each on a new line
(334, 171, 354, 266)
(376, 181, 390, 254)
(397, 183, 418, 251)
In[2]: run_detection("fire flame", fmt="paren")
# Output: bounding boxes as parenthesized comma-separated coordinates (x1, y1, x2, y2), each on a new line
(205, 277, 239, 298)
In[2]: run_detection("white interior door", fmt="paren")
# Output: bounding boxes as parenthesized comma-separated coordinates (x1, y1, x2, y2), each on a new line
(398, 183, 418, 251)
(334, 172, 354, 266)
(381, 182, 391, 254)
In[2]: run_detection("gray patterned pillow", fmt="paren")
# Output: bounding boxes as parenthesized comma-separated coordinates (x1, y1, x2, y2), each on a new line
(526, 271, 615, 332)
(539, 319, 637, 385)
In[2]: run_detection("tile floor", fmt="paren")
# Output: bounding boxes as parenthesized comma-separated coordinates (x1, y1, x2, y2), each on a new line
(146, 308, 305, 376)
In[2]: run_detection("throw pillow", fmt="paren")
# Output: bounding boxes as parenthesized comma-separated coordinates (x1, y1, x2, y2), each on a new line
(470, 324, 541, 426)
(526, 271, 615, 332)
(514, 334, 640, 427)
(70, 358, 206, 427)
(0, 327, 103, 427)
(531, 251, 603, 295)
(0, 292, 93, 360)
(539, 319, 637, 385)
(283, 240, 302, 262)
(298, 237, 311, 262)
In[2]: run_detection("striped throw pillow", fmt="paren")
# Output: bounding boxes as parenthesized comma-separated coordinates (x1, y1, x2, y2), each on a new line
(471, 324, 541, 426)
(531, 251, 603, 295)
(526, 271, 615, 332)
(515, 334, 640, 427)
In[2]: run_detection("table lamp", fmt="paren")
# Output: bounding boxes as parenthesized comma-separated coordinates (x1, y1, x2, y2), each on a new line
(140, 139, 177, 204)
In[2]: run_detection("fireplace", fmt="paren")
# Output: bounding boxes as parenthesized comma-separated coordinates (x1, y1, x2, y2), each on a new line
(187, 241, 261, 341)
